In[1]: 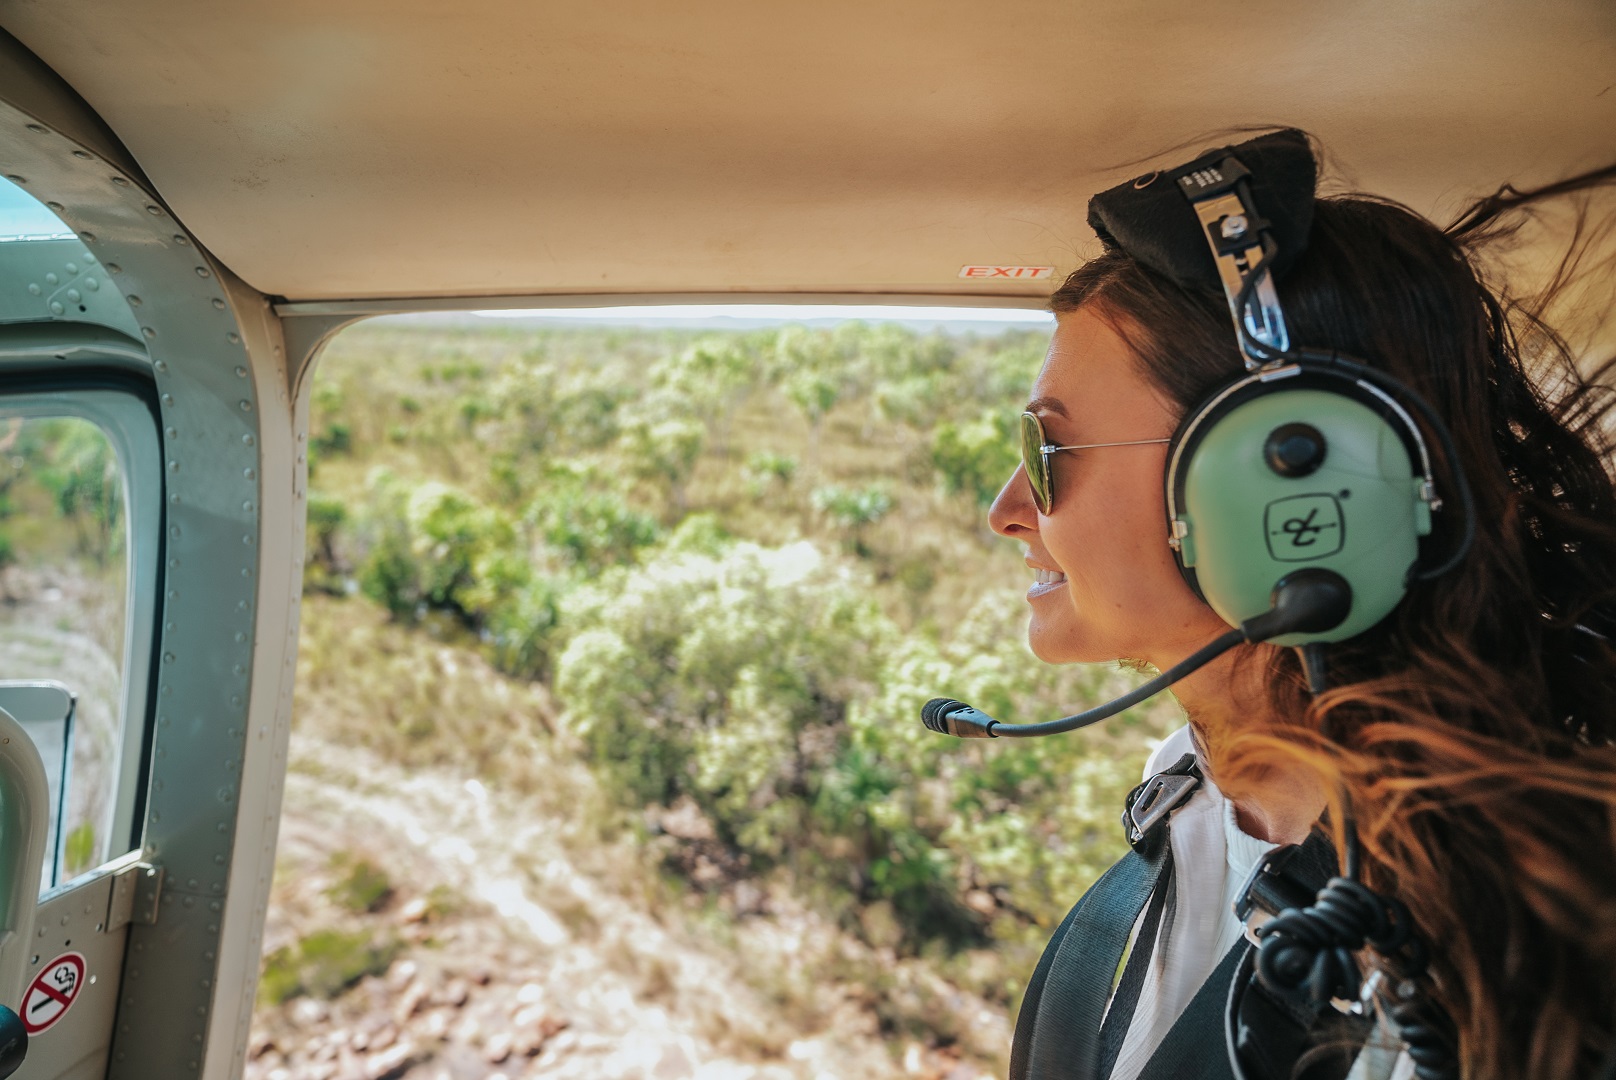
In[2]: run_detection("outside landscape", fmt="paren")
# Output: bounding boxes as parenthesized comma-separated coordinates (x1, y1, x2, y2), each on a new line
(245, 317, 1186, 1080)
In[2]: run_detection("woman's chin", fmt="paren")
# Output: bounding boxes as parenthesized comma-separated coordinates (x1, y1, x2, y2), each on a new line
(1026, 623, 1117, 665)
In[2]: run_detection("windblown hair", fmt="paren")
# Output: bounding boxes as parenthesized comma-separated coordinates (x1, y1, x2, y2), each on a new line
(1052, 148, 1616, 1079)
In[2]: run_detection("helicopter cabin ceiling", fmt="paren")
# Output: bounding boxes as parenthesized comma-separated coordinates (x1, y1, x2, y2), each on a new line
(0, 0, 1613, 307)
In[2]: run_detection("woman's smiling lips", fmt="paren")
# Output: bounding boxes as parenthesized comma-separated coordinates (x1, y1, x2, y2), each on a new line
(1027, 564, 1068, 599)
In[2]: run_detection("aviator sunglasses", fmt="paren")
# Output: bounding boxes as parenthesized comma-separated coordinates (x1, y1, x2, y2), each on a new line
(1019, 411, 1171, 515)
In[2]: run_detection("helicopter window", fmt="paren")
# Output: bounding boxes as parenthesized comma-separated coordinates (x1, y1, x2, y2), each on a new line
(0, 414, 132, 887)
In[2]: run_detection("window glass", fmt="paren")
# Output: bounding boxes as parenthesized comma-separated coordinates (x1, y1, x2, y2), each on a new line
(0, 174, 75, 240)
(0, 415, 129, 886)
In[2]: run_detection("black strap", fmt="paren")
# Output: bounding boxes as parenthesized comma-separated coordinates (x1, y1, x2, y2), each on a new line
(1096, 856, 1175, 1077)
(1021, 843, 1172, 1080)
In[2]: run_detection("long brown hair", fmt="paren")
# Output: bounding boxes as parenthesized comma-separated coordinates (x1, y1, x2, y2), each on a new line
(1052, 146, 1616, 1079)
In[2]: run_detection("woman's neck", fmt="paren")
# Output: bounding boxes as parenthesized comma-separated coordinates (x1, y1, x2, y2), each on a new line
(1173, 650, 1326, 847)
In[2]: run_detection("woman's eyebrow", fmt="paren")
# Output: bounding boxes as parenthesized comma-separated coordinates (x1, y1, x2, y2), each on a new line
(1024, 396, 1069, 418)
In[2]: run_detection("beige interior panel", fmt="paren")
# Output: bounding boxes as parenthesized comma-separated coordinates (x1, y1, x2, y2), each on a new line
(1, 0, 1613, 303)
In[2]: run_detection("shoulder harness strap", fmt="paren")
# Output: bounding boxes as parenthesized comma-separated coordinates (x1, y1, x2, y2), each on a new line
(1009, 754, 1202, 1080)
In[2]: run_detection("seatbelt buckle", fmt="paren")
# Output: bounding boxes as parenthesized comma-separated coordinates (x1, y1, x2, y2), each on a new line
(1233, 838, 1332, 946)
(1122, 753, 1202, 852)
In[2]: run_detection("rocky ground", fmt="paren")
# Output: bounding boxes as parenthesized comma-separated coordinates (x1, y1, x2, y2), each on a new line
(245, 731, 1008, 1080)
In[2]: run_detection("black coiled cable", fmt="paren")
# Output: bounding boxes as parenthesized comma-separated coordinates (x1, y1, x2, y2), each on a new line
(1255, 877, 1458, 1080)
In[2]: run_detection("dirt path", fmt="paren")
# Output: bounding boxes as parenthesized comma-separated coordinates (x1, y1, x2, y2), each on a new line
(248, 733, 1006, 1080)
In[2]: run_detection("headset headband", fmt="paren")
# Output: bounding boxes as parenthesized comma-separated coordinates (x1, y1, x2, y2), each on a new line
(1088, 129, 1318, 366)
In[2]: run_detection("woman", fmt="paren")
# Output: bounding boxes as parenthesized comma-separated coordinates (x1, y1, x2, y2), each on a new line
(986, 132, 1616, 1080)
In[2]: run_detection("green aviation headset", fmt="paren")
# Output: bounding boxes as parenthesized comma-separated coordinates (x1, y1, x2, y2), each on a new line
(1136, 133, 1471, 655)
(923, 127, 1473, 736)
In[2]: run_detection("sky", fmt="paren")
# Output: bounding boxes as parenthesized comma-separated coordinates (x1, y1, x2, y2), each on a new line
(0, 174, 75, 238)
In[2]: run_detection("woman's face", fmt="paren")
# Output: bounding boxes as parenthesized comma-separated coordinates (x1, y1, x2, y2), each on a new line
(988, 306, 1231, 669)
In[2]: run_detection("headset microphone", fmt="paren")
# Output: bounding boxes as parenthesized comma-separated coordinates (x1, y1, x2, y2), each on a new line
(922, 568, 1350, 739)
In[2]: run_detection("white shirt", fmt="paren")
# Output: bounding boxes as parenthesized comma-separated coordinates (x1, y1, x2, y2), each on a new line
(1109, 725, 1275, 1080)
(1099, 726, 1416, 1080)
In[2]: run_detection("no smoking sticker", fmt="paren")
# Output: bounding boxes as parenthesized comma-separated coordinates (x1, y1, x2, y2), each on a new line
(22, 952, 85, 1035)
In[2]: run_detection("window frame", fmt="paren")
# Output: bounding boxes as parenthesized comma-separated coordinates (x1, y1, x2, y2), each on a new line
(0, 358, 163, 890)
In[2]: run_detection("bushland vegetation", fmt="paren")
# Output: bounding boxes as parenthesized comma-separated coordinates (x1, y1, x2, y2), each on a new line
(302, 318, 1184, 1017)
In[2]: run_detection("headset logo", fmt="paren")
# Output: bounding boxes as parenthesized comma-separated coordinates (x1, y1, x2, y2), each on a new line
(1264, 494, 1345, 562)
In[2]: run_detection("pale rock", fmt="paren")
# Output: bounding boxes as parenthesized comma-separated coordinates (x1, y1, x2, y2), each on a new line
(385, 959, 417, 990)
(440, 979, 470, 1008)
(398, 897, 430, 924)
(362, 1041, 417, 1080)
(484, 1031, 514, 1063)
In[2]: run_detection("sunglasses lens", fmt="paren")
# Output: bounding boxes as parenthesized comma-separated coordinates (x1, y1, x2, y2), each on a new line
(1020, 412, 1052, 514)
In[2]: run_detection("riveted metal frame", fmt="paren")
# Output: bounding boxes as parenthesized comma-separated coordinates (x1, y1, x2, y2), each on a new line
(1, 29, 304, 1080)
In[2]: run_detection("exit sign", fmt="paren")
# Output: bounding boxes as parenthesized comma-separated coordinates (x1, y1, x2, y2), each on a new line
(958, 265, 1055, 280)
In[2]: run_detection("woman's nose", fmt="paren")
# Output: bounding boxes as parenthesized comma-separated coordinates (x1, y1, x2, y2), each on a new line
(988, 463, 1038, 538)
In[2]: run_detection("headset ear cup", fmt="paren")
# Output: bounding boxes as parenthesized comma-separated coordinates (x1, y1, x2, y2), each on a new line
(1166, 365, 1432, 645)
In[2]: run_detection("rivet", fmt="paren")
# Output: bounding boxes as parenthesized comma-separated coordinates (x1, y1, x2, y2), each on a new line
(154, 779, 164, 792)
(188, 878, 198, 890)
(110, 176, 129, 187)
(162, 652, 174, 664)
(243, 500, 255, 511)
(232, 664, 244, 675)
(45, 201, 63, 212)
(49, 301, 64, 316)
(27, 283, 40, 296)
(214, 854, 224, 864)
(235, 365, 247, 378)
(209, 900, 221, 911)
(241, 567, 252, 578)
(234, 632, 246, 643)
(173, 234, 190, 246)
(106, 262, 121, 273)
(128, 294, 143, 306)
(71, 149, 92, 160)
(25, 123, 47, 134)
(145, 204, 163, 216)
(85, 277, 99, 291)
(211, 298, 225, 309)
(158, 716, 169, 727)
(236, 600, 248, 611)
(161, 394, 174, 406)
(228, 332, 241, 344)
(170, 525, 180, 539)
(79, 231, 95, 243)
(183, 896, 194, 908)
(242, 533, 252, 545)
(230, 694, 242, 706)
(65, 289, 81, 303)
(165, 427, 178, 439)
(154, 359, 167, 372)
(167, 461, 179, 473)
(65, 262, 78, 275)
(4, 174, 24, 184)
(165, 621, 175, 631)
(141, 326, 157, 339)
(239, 400, 252, 412)
(244, 467, 256, 479)
(194, 266, 210, 278)
(44, 272, 58, 285)
(217, 822, 227, 833)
